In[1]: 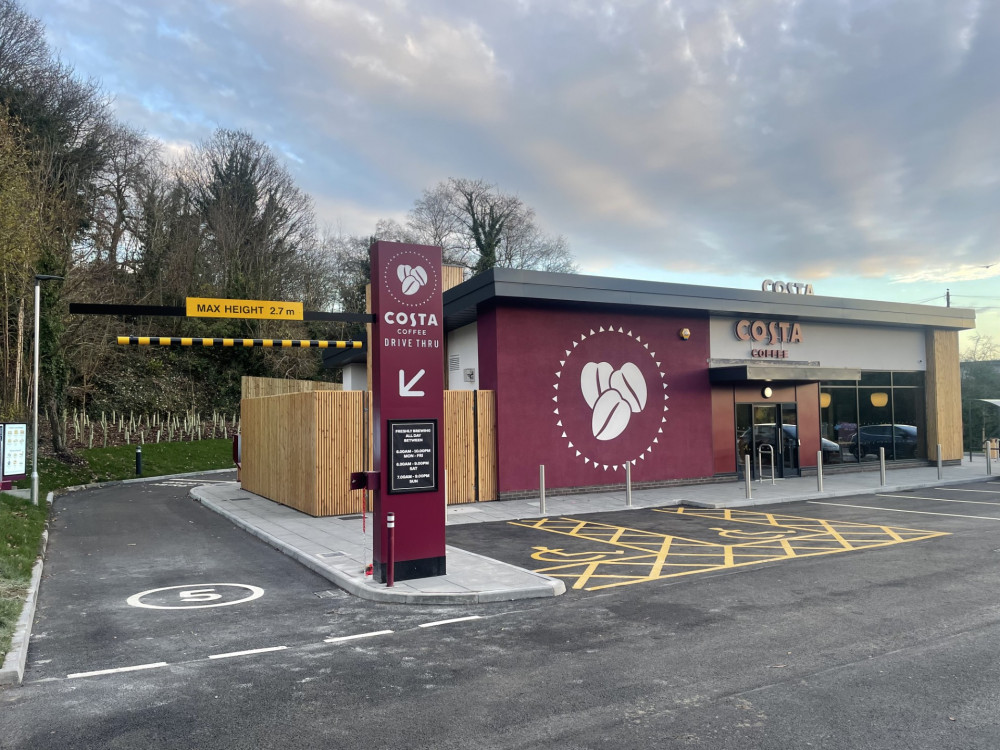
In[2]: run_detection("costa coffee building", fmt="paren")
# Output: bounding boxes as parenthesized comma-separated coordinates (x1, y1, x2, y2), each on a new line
(439, 269, 974, 497)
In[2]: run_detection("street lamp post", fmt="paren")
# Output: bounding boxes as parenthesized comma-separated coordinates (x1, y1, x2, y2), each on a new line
(31, 274, 64, 506)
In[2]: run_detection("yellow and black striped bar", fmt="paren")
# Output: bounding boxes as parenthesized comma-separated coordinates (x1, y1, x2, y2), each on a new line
(117, 336, 361, 349)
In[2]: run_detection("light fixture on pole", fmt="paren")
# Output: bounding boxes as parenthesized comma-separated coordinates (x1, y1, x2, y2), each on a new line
(31, 274, 64, 506)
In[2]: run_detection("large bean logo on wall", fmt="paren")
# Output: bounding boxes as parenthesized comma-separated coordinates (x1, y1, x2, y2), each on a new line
(553, 326, 668, 471)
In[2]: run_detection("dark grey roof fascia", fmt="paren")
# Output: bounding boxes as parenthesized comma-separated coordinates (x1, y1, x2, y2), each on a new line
(443, 268, 975, 332)
(322, 347, 367, 368)
(709, 365, 862, 383)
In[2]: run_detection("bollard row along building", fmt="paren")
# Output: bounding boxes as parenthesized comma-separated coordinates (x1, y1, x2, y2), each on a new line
(334, 269, 974, 500)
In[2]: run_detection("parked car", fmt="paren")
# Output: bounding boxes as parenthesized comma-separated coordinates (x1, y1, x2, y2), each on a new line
(852, 424, 919, 459)
(740, 424, 843, 464)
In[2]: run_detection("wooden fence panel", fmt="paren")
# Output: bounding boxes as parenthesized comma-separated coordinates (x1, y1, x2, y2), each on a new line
(313, 390, 368, 515)
(242, 376, 341, 399)
(241, 393, 317, 514)
(444, 391, 476, 504)
(242, 389, 496, 515)
(476, 390, 497, 502)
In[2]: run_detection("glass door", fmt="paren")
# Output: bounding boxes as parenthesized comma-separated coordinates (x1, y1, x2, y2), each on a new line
(735, 403, 799, 479)
(779, 403, 799, 477)
(736, 404, 779, 479)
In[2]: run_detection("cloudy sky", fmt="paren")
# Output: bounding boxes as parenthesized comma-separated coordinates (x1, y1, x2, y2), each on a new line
(32, 0, 1000, 345)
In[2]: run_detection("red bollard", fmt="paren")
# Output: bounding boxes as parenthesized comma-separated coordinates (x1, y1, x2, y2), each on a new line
(386, 512, 395, 587)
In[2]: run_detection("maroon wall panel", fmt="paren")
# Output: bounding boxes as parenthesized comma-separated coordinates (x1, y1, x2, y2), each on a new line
(491, 305, 713, 493)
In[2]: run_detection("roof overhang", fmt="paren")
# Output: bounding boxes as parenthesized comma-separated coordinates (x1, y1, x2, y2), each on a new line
(443, 268, 976, 333)
(709, 364, 862, 383)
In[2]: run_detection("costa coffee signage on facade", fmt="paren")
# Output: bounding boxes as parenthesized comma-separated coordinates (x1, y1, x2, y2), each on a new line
(734, 319, 803, 359)
(762, 279, 814, 294)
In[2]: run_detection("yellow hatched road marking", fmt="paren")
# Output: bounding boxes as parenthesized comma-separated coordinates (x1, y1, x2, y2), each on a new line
(511, 509, 949, 591)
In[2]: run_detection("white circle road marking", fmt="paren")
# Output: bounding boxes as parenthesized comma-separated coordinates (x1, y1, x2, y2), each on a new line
(127, 583, 265, 610)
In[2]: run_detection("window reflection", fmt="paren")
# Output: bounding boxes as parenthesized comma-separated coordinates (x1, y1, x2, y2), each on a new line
(820, 372, 924, 464)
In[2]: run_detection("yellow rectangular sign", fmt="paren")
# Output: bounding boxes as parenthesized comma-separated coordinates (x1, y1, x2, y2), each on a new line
(185, 297, 303, 321)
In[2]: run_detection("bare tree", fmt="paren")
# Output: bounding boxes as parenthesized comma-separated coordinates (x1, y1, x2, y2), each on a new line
(962, 334, 999, 363)
(406, 178, 577, 275)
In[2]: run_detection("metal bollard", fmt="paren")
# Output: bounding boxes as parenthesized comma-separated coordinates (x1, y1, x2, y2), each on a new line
(386, 512, 395, 588)
(986, 441, 993, 476)
(539, 465, 546, 515)
(879, 447, 885, 486)
(816, 451, 824, 492)
(937, 444, 943, 480)
(136, 445, 142, 477)
(744, 455, 752, 500)
(626, 463, 633, 507)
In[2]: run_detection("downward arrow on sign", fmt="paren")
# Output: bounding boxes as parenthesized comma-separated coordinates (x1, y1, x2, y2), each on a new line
(399, 369, 426, 397)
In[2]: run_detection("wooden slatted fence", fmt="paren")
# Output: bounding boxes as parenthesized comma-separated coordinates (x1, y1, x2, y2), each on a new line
(241, 390, 495, 516)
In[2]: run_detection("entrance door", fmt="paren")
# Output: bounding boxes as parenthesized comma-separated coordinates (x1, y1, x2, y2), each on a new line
(735, 403, 800, 479)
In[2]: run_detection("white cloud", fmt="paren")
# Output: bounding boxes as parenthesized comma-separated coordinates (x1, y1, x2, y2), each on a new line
(30, 0, 1000, 340)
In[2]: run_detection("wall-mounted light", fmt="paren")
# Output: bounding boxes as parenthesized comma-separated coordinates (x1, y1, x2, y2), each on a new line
(761, 386, 773, 399)
(820, 392, 832, 409)
(870, 392, 889, 408)
(678, 328, 691, 340)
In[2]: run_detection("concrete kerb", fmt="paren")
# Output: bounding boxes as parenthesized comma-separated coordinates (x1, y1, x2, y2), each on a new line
(0, 493, 52, 688)
(684, 474, 995, 509)
(191, 487, 565, 605)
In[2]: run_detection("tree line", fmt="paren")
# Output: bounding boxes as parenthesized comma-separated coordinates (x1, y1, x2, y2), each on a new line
(0, 0, 575, 458)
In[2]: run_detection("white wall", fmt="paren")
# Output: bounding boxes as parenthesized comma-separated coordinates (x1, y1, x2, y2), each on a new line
(447, 322, 479, 390)
(342, 363, 368, 391)
(709, 317, 926, 371)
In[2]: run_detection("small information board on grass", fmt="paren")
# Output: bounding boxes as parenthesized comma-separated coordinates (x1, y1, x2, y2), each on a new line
(1, 423, 27, 480)
(388, 420, 437, 494)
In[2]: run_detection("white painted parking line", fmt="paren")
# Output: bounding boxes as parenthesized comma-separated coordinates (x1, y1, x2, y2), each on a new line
(68, 662, 169, 679)
(418, 616, 482, 628)
(324, 630, 394, 644)
(937, 487, 1000, 494)
(208, 646, 288, 660)
(876, 493, 1000, 507)
(810, 501, 1000, 521)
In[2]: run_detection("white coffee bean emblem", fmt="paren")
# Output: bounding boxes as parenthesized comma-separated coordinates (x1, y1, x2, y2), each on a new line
(580, 361, 647, 440)
(397, 264, 428, 296)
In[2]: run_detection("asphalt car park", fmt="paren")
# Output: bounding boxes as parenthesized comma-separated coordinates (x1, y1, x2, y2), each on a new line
(21, 473, 483, 684)
(445, 479, 1000, 595)
(7, 477, 1000, 750)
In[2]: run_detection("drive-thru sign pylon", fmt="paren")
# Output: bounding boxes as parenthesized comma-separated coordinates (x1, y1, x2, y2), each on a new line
(368, 241, 446, 581)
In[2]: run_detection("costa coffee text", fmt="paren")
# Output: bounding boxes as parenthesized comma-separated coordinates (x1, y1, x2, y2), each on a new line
(762, 279, 814, 294)
(735, 319, 803, 345)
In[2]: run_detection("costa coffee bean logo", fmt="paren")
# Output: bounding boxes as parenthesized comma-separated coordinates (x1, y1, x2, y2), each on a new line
(553, 326, 668, 471)
(398, 264, 428, 295)
(581, 362, 647, 440)
(382, 250, 439, 308)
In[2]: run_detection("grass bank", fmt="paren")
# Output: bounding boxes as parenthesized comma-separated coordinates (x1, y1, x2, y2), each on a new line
(1, 439, 235, 662)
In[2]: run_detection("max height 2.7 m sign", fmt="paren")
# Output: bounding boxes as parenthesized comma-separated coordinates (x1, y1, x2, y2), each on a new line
(370, 241, 446, 581)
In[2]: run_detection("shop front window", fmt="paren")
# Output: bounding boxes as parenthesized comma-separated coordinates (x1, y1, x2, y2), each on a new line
(821, 372, 925, 463)
(821, 387, 858, 464)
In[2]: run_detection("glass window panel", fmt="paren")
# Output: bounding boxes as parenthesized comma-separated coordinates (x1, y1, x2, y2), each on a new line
(860, 371, 891, 386)
(892, 371, 924, 387)
(826, 388, 859, 464)
(859, 388, 894, 460)
(891, 388, 924, 460)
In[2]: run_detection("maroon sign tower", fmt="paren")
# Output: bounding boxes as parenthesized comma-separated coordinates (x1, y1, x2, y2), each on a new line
(369, 241, 446, 581)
